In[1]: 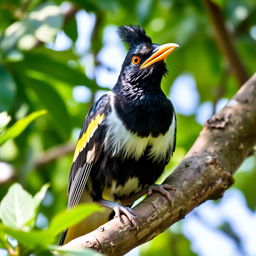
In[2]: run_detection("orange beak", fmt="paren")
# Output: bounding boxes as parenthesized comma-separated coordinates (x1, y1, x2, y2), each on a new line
(140, 43, 179, 69)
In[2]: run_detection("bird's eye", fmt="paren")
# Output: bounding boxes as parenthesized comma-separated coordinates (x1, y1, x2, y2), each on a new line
(131, 55, 141, 65)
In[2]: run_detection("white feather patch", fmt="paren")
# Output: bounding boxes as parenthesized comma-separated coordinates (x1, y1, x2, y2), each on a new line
(86, 144, 96, 163)
(103, 177, 141, 200)
(104, 92, 176, 161)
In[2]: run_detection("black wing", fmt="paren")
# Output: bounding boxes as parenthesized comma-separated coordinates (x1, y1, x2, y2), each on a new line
(67, 93, 111, 207)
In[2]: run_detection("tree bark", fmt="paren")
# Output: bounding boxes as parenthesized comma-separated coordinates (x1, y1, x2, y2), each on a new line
(61, 74, 256, 255)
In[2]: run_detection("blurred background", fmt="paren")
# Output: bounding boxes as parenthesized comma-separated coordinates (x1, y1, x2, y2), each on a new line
(0, 0, 256, 255)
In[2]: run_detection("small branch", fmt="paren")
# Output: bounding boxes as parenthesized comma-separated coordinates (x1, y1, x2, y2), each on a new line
(35, 143, 75, 168)
(203, 0, 249, 86)
(0, 143, 75, 185)
(212, 66, 230, 115)
(63, 4, 79, 24)
(0, 173, 16, 185)
(15, 0, 31, 18)
(61, 74, 256, 255)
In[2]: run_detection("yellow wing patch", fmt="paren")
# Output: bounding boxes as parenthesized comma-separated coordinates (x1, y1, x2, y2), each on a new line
(73, 114, 104, 162)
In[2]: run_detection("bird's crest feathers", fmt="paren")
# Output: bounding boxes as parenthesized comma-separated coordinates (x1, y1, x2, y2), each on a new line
(118, 25, 152, 48)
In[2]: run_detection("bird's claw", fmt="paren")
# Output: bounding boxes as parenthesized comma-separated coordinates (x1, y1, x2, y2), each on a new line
(99, 199, 138, 226)
(147, 184, 176, 204)
(113, 205, 138, 226)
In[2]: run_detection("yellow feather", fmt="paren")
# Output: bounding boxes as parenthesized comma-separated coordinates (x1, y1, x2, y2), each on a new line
(73, 114, 104, 162)
(63, 192, 111, 244)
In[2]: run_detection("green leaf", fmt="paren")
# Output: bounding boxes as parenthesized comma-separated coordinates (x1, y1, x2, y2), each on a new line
(32, 4, 63, 43)
(0, 231, 7, 248)
(234, 156, 256, 210)
(64, 17, 78, 43)
(137, 0, 156, 26)
(211, 0, 227, 7)
(176, 114, 201, 150)
(26, 78, 71, 139)
(0, 9, 12, 33)
(48, 203, 100, 236)
(54, 247, 102, 256)
(140, 230, 196, 256)
(33, 184, 50, 214)
(0, 65, 16, 111)
(0, 110, 47, 146)
(21, 52, 101, 90)
(1, 3, 63, 52)
(0, 204, 99, 249)
(0, 224, 54, 249)
(0, 183, 35, 229)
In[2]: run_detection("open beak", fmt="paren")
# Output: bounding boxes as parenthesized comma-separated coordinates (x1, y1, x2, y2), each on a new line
(140, 43, 179, 69)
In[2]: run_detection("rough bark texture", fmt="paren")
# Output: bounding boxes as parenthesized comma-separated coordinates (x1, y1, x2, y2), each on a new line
(61, 74, 256, 255)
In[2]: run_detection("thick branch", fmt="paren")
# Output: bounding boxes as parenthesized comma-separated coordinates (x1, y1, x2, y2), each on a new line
(203, 0, 248, 85)
(61, 74, 256, 255)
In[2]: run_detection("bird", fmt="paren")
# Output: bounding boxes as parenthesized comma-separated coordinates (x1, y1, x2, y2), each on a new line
(60, 25, 179, 245)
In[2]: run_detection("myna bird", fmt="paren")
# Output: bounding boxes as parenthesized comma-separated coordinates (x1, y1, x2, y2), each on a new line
(60, 25, 179, 244)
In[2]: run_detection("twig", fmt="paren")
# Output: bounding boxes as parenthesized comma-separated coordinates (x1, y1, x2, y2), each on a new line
(212, 66, 230, 115)
(203, 0, 249, 86)
(35, 143, 75, 168)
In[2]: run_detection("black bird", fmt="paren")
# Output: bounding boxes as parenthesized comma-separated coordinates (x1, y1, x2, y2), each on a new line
(60, 25, 178, 244)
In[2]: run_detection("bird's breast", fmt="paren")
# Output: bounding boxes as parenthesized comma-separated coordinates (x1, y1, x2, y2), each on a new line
(104, 93, 176, 161)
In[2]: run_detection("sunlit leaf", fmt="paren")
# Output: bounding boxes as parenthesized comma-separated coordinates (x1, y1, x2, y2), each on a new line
(211, 0, 227, 7)
(54, 247, 102, 256)
(48, 203, 99, 236)
(33, 184, 50, 214)
(0, 110, 47, 146)
(0, 183, 35, 229)
(1, 3, 63, 52)
(0, 224, 54, 249)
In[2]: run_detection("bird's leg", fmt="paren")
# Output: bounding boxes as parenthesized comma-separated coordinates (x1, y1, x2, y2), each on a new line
(120, 184, 176, 206)
(147, 184, 176, 204)
(98, 199, 137, 225)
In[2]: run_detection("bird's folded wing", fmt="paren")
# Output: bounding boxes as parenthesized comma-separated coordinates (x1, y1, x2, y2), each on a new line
(67, 93, 111, 207)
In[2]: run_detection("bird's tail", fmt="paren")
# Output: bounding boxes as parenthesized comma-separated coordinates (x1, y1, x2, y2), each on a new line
(59, 193, 112, 245)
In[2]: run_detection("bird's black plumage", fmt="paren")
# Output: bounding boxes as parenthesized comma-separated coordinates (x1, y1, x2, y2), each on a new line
(118, 25, 152, 48)
(60, 25, 178, 245)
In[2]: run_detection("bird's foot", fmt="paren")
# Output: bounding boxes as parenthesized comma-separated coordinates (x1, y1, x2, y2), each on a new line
(99, 199, 137, 226)
(147, 184, 176, 204)
(113, 204, 137, 226)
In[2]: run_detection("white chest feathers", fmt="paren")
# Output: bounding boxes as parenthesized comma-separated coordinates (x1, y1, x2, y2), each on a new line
(104, 98, 176, 162)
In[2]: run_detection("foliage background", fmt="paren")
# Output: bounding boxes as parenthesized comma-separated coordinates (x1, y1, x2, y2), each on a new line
(0, 0, 256, 255)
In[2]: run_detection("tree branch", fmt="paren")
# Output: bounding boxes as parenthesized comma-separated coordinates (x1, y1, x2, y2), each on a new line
(61, 73, 256, 255)
(203, 0, 249, 85)
(35, 143, 75, 168)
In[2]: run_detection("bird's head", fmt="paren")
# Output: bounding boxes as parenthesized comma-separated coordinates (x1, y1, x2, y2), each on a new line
(116, 25, 178, 90)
